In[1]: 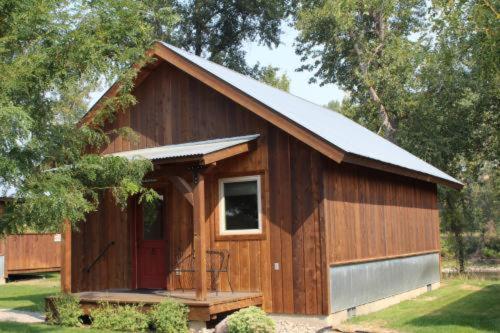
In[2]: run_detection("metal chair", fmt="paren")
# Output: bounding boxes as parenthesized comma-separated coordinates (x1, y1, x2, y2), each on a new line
(174, 248, 233, 294)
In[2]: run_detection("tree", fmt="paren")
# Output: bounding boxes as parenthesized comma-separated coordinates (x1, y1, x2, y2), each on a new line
(295, 0, 427, 142)
(146, 0, 294, 74)
(405, 0, 499, 271)
(0, 0, 177, 233)
(253, 65, 291, 91)
(325, 100, 341, 113)
(295, 0, 499, 271)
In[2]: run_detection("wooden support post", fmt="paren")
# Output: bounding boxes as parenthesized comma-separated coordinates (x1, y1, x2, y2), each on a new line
(61, 220, 72, 293)
(193, 172, 207, 301)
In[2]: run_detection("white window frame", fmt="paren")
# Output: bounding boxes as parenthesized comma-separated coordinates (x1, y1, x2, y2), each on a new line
(218, 175, 262, 235)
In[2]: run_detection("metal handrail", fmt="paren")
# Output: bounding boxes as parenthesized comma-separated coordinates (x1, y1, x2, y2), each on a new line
(84, 241, 115, 273)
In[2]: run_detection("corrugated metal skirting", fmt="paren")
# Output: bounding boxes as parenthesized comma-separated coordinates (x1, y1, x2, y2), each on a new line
(330, 253, 440, 313)
(0, 255, 4, 279)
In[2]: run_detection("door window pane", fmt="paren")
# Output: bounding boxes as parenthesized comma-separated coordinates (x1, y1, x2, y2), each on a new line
(223, 179, 259, 231)
(143, 196, 163, 240)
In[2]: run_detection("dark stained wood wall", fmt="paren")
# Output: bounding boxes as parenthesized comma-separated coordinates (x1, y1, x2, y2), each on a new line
(72, 61, 326, 314)
(323, 161, 440, 265)
(70, 60, 440, 316)
(71, 191, 130, 291)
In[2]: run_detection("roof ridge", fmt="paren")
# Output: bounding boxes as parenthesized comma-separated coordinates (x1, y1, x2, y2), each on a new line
(160, 42, 338, 115)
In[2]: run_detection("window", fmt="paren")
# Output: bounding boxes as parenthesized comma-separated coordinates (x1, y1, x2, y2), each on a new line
(142, 195, 164, 240)
(219, 176, 262, 235)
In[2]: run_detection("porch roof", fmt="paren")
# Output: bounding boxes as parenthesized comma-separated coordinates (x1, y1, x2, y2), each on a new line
(109, 134, 259, 164)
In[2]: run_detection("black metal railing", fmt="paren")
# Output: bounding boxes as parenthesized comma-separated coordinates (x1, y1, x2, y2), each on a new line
(84, 241, 115, 273)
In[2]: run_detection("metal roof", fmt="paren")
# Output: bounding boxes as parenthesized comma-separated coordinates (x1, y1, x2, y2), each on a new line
(161, 42, 461, 186)
(109, 134, 259, 161)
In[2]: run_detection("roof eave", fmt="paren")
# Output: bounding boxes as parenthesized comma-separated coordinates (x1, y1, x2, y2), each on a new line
(343, 153, 463, 190)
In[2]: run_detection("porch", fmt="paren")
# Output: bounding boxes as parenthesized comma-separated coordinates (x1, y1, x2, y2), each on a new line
(73, 290, 263, 321)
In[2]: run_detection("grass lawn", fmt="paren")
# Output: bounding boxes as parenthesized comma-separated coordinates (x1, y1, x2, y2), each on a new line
(1, 275, 498, 332)
(0, 273, 60, 312)
(0, 274, 112, 332)
(0, 322, 112, 332)
(346, 278, 500, 333)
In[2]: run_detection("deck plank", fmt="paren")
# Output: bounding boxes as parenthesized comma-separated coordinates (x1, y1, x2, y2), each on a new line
(70, 290, 263, 321)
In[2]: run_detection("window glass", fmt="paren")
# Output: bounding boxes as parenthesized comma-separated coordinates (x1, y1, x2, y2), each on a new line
(223, 180, 259, 230)
(142, 196, 163, 240)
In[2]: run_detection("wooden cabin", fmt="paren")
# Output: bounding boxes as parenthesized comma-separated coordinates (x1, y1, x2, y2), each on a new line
(0, 199, 62, 283)
(61, 42, 462, 323)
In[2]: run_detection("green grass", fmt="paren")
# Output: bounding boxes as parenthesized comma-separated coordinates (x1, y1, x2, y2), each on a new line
(347, 278, 500, 333)
(0, 273, 113, 332)
(0, 322, 112, 332)
(0, 273, 60, 312)
(1, 275, 499, 332)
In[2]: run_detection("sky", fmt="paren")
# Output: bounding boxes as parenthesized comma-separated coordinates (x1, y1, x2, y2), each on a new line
(245, 25, 345, 105)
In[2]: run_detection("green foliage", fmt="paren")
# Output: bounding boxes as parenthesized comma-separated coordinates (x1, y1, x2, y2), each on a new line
(46, 293, 83, 327)
(295, 0, 499, 271)
(90, 302, 149, 332)
(0, 0, 176, 233)
(253, 65, 291, 91)
(295, 0, 427, 141)
(148, 299, 189, 333)
(227, 306, 275, 333)
(163, 0, 294, 74)
(325, 100, 342, 113)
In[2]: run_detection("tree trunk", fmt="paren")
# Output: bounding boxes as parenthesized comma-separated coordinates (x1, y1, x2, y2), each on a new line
(452, 225, 466, 273)
(368, 86, 397, 142)
(353, 39, 397, 143)
(446, 195, 466, 273)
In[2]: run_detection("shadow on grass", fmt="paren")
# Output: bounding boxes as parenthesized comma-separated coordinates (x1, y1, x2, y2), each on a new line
(407, 284, 500, 332)
(0, 322, 52, 333)
(0, 322, 93, 332)
(0, 293, 54, 312)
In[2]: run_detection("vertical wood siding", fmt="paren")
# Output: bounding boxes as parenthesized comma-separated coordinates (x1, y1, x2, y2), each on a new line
(2, 234, 61, 274)
(70, 60, 440, 316)
(323, 161, 440, 265)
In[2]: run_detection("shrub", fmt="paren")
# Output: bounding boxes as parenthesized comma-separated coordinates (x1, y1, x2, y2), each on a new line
(227, 306, 275, 333)
(90, 302, 149, 332)
(149, 299, 189, 333)
(46, 293, 83, 327)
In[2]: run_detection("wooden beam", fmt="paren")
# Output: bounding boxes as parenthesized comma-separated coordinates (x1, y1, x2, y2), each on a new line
(168, 176, 194, 206)
(61, 220, 72, 293)
(201, 141, 255, 165)
(193, 173, 207, 301)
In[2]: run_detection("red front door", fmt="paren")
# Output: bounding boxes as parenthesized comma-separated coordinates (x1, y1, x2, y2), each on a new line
(136, 194, 167, 289)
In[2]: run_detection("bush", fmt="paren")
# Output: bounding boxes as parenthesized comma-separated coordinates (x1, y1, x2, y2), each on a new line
(227, 306, 275, 333)
(149, 299, 189, 333)
(46, 293, 83, 327)
(90, 302, 149, 332)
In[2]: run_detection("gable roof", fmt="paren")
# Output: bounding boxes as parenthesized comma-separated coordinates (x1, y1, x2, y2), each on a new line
(81, 42, 462, 189)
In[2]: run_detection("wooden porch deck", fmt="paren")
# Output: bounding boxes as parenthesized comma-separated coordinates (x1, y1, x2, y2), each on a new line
(74, 290, 263, 321)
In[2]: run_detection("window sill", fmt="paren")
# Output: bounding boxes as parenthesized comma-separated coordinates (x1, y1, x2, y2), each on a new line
(215, 232, 266, 241)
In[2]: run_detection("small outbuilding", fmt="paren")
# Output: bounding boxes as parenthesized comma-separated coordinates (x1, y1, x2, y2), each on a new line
(0, 197, 62, 283)
(61, 42, 462, 323)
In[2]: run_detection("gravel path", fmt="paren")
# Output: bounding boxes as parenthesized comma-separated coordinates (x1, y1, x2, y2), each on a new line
(271, 315, 335, 333)
(0, 308, 45, 324)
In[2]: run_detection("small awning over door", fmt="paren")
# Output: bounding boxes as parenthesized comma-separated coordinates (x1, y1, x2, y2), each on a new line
(109, 134, 259, 165)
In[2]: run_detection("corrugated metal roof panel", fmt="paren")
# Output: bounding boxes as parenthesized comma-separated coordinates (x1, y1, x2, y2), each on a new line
(109, 134, 259, 161)
(161, 42, 461, 186)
